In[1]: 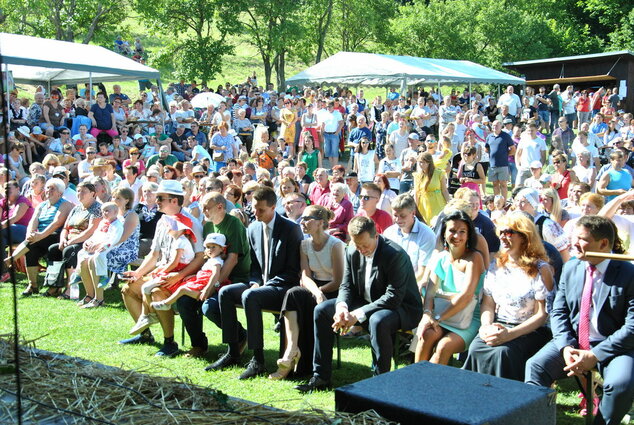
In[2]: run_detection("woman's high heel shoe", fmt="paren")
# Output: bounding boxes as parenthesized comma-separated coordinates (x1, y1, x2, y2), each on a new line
(268, 350, 301, 380)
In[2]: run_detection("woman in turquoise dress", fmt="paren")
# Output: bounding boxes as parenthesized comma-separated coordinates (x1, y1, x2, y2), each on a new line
(415, 209, 485, 365)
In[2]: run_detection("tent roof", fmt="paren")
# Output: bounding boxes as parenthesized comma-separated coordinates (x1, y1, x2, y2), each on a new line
(0, 32, 160, 85)
(287, 52, 525, 87)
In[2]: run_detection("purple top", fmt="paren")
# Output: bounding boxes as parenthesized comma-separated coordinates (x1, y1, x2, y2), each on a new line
(1, 195, 34, 226)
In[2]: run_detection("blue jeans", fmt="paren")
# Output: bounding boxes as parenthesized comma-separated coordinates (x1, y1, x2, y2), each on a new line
(212, 161, 227, 172)
(323, 133, 340, 158)
(399, 180, 413, 194)
(1, 224, 27, 246)
(508, 162, 518, 187)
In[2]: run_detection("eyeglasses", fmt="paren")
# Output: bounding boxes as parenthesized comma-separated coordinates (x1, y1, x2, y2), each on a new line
(205, 186, 214, 192)
(245, 190, 254, 196)
(552, 161, 562, 164)
(361, 195, 378, 201)
(61, 131, 70, 134)
(130, 152, 139, 156)
(87, 152, 96, 155)
(499, 228, 520, 237)
(156, 195, 173, 202)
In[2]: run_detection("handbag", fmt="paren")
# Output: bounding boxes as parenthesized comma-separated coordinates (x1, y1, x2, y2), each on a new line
(212, 150, 225, 162)
(433, 292, 477, 330)
(44, 261, 67, 288)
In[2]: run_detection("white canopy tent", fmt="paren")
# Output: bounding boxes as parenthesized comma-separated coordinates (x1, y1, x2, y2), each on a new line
(0, 32, 160, 86)
(287, 52, 525, 91)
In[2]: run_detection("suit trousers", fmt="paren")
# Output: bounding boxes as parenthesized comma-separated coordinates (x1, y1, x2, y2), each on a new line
(219, 282, 288, 350)
(313, 298, 401, 381)
(525, 341, 634, 425)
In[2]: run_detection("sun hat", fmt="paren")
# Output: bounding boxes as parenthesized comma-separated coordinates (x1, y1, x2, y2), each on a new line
(156, 179, 184, 196)
(204, 233, 227, 247)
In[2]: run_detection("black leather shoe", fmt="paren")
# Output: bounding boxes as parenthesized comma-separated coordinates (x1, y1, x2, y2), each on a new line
(238, 358, 266, 380)
(294, 375, 331, 393)
(204, 352, 240, 372)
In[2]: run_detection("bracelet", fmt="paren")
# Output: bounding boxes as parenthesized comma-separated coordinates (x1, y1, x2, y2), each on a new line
(423, 309, 433, 316)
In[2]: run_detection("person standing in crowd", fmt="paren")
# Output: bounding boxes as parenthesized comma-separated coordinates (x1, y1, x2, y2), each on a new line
(485, 120, 515, 199)
(413, 152, 450, 225)
(526, 216, 634, 425)
(497, 86, 521, 122)
(320, 100, 344, 167)
(515, 123, 547, 188)
(295, 216, 422, 392)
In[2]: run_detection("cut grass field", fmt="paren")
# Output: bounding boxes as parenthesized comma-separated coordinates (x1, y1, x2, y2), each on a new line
(0, 279, 594, 424)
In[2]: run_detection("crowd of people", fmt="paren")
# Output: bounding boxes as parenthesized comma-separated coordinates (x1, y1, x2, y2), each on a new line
(2, 77, 634, 424)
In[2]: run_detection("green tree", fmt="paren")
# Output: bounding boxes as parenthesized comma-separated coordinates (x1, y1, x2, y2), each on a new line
(0, 0, 123, 44)
(135, 0, 238, 85)
(235, 0, 300, 89)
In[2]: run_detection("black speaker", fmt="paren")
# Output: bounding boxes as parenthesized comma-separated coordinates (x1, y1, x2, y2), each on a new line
(335, 361, 556, 425)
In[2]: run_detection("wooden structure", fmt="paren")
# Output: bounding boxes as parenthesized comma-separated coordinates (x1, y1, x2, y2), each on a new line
(504, 51, 634, 113)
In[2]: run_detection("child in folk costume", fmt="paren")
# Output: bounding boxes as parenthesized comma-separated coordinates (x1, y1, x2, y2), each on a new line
(151, 233, 227, 311)
(129, 213, 196, 335)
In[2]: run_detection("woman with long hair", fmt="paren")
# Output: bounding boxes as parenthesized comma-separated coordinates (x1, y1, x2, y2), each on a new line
(463, 212, 553, 381)
(413, 152, 450, 224)
(354, 136, 379, 184)
(297, 132, 322, 178)
(540, 187, 568, 227)
(415, 210, 485, 364)
(550, 152, 578, 200)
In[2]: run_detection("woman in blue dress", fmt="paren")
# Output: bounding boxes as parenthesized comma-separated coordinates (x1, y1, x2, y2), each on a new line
(414, 209, 485, 365)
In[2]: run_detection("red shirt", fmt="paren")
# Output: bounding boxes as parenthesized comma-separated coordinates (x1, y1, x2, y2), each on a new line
(355, 208, 393, 234)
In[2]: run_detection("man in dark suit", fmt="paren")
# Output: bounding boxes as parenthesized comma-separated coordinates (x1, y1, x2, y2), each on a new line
(208, 186, 303, 379)
(296, 216, 423, 392)
(526, 216, 634, 425)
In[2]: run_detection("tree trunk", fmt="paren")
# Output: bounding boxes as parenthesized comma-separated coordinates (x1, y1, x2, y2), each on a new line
(315, 0, 334, 64)
(263, 58, 273, 88)
(275, 51, 286, 91)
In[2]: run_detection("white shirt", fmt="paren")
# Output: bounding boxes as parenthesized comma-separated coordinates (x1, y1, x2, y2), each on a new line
(322, 110, 343, 133)
(498, 93, 522, 116)
(383, 219, 436, 271)
(517, 135, 547, 168)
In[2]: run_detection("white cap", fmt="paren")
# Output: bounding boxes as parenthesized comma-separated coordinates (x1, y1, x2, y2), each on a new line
(204, 233, 227, 247)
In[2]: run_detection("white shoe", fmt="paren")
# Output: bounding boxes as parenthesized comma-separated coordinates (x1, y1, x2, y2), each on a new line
(151, 301, 171, 311)
(129, 313, 159, 335)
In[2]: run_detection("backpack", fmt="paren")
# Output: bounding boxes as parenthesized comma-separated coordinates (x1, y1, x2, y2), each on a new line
(44, 261, 67, 288)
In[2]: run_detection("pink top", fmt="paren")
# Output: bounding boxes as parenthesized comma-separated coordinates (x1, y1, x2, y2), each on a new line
(122, 158, 146, 174)
(1, 195, 34, 226)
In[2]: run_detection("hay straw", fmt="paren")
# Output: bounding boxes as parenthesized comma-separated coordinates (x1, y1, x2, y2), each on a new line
(0, 337, 395, 424)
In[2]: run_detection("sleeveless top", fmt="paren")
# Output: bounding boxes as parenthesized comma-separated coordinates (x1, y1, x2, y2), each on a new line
(606, 168, 633, 201)
(37, 198, 66, 232)
(357, 150, 376, 182)
(301, 235, 344, 282)
(107, 210, 140, 273)
(552, 170, 572, 200)
(300, 150, 319, 177)
(303, 113, 318, 127)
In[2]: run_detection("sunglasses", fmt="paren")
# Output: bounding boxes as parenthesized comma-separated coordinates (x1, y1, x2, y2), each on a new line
(245, 190, 254, 196)
(499, 228, 520, 237)
(193, 174, 205, 179)
(156, 195, 173, 202)
(87, 152, 96, 155)
(553, 161, 562, 164)
(130, 152, 139, 155)
(61, 131, 70, 134)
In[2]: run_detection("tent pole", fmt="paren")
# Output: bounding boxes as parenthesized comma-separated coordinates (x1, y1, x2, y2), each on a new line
(156, 79, 169, 130)
(4, 64, 9, 125)
(497, 84, 501, 100)
(469, 82, 471, 104)
(89, 72, 93, 104)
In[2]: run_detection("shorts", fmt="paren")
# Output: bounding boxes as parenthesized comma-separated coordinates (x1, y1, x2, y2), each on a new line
(323, 133, 340, 158)
(538, 110, 550, 124)
(487, 165, 509, 182)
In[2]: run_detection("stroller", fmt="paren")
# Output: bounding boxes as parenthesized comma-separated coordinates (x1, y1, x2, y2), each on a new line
(447, 152, 463, 195)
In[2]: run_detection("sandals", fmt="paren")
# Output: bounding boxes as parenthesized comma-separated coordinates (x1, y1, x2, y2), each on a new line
(77, 295, 93, 306)
(82, 299, 105, 309)
(21, 285, 39, 297)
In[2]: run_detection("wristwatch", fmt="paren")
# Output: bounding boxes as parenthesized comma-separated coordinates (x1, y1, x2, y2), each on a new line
(214, 282, 221, 289)
(434, 313, 441, 322)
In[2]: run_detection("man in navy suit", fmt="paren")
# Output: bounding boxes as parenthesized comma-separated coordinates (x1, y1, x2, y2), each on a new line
(526, 215, 634, 425)
(296, 216, 422, 392)
(208, 186, 303, 379)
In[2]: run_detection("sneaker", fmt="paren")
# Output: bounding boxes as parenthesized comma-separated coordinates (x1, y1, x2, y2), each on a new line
(118, 332, 155, 345)
(129, 313, 159, 335)
(155, 341, 179, 357)
(150, 301, 171, 311)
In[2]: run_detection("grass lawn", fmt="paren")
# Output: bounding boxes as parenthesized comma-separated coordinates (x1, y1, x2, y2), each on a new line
(0, 280, 591, 423)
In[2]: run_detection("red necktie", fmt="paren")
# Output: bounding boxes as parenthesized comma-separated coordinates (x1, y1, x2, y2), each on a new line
(578, 264, 596, 350)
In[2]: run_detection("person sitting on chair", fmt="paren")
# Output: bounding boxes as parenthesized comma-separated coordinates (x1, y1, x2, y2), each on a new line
(525, 215, 634, 424)
(208, 186, 303, 379)
(295, 216, 423, 392)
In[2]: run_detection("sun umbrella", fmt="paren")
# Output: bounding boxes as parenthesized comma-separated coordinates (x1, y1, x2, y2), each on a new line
(190, 92, 225, 109)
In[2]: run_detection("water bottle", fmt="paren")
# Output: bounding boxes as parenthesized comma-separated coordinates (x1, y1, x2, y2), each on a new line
(70, 282, 80, 300)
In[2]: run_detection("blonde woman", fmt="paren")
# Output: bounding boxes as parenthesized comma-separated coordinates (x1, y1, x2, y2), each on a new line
(540, 187, 568, 227)
(413, 152, 450, 224)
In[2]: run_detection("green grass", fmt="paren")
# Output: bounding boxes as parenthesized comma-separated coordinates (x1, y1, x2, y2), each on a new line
(0, 279, 593, 423)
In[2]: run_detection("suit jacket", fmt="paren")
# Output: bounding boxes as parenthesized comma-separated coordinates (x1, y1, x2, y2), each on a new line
(337, 235, 423, 330)
(247, 212, 302, 287)
(551, 257, 634, 362)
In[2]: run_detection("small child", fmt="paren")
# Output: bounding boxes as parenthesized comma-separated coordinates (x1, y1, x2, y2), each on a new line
(490, 195, 507, 224)
(523, 160, 546, 190)
(72, 202, 124, 290)
(129, 213, 196, 335)
(151, 233, 227, 311)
